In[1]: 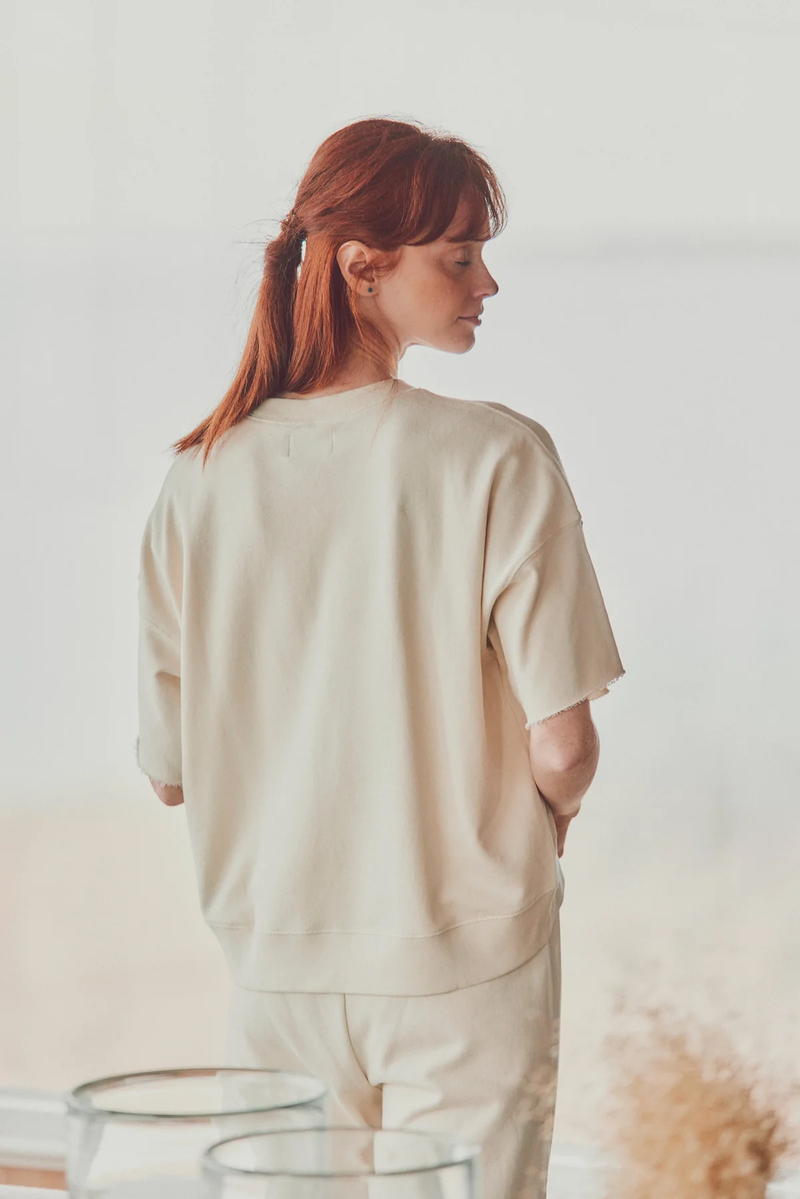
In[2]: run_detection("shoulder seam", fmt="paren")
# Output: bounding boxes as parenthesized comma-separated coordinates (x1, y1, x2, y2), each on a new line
(502, 517, 584, 591)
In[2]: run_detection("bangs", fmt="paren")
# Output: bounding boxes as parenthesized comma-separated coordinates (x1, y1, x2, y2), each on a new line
(402, 142, 507, 247)
(441, 185, 495, 242)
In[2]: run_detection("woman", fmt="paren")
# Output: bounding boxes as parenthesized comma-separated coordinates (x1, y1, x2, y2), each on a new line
(136, 116, 624, 1199)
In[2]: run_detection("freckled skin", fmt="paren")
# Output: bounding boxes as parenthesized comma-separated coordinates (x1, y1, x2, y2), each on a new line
(363, 221, 499, 358)
(341, 194, 500, 365)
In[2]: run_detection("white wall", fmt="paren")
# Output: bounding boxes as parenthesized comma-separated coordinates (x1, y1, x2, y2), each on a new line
(7, 0, 800, 245)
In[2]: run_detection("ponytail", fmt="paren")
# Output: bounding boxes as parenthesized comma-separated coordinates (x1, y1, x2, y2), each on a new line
(171, 117, 506, 467)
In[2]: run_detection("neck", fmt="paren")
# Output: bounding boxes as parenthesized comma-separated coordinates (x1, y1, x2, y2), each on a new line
(282, 347, 399, 399)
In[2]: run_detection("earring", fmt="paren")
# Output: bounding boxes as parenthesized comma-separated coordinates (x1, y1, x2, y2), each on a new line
(367, 287, 373, 293)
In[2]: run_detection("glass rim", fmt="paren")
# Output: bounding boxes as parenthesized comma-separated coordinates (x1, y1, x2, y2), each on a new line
(202, 1125, 483, 1180)
(66, 1066, 328, 1122)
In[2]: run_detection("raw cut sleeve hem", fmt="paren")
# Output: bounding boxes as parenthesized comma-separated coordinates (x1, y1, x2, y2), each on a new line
(524, 670, 626, 729)
(134, 735, 183, 788)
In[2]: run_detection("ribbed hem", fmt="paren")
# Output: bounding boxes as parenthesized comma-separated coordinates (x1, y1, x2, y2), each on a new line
(207, 885, 562, 996)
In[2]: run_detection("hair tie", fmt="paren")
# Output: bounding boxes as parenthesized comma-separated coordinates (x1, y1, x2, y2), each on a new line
(281, 208, 305, 241)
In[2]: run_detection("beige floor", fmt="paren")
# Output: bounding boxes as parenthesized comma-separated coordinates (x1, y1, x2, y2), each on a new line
(2, 787, 799, 1157)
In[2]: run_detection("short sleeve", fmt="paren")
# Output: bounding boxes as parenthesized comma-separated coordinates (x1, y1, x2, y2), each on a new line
(487, 517, 625, 728)
(135, 483, 184, 786)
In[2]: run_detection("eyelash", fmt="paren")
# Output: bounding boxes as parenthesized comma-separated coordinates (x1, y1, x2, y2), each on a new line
(455, 260, 471, 268)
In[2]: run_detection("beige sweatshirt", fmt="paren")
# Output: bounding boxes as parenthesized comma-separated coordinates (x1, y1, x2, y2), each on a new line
(136, 377, 624, 995)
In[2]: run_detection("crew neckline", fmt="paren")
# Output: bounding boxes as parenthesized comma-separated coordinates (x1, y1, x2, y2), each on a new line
(247, 378, 417, 423)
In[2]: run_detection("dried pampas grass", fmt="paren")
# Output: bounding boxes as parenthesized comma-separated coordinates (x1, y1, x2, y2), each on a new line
(604, 1008, 794, 1199)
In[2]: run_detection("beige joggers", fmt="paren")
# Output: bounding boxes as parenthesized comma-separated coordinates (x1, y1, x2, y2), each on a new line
(223, 918, 561, 1199)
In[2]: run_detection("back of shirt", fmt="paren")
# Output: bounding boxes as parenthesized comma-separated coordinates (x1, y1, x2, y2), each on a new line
(136, 377, 624, 995)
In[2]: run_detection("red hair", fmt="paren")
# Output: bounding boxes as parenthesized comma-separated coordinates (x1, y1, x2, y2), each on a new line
(172, 117, 507, 465)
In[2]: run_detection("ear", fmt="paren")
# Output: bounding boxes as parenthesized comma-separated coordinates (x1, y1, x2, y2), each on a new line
(336, 240, 377, 296)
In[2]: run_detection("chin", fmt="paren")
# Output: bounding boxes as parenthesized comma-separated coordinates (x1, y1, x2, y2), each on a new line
(420, 327, 476, 355)
(435, 329, 476, 355)
(453, 330, 476, 354)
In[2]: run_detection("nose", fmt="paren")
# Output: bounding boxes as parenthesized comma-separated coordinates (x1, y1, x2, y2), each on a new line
(476, 262, 499, 299)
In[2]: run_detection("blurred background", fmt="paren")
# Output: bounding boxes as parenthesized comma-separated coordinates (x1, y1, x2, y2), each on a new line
(3, 0, 799, 1148)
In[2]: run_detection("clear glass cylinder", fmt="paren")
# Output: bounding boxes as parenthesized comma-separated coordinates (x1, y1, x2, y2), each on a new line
(202, 1126, 482, 1199)
(66, 1067, 328, 1199)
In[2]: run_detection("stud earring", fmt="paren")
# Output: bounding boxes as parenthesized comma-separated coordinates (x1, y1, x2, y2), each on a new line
(367, 287, 373, 293)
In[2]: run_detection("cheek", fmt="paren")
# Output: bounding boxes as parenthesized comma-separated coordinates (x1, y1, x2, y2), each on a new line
(426, 272, 464, 319)
(400, 285, 446, 324)
(389, 262, 462, 326)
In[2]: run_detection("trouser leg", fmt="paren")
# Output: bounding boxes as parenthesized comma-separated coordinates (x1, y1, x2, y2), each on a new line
(347, 920, 562, 1199)
(224, 984, 383, 1128)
